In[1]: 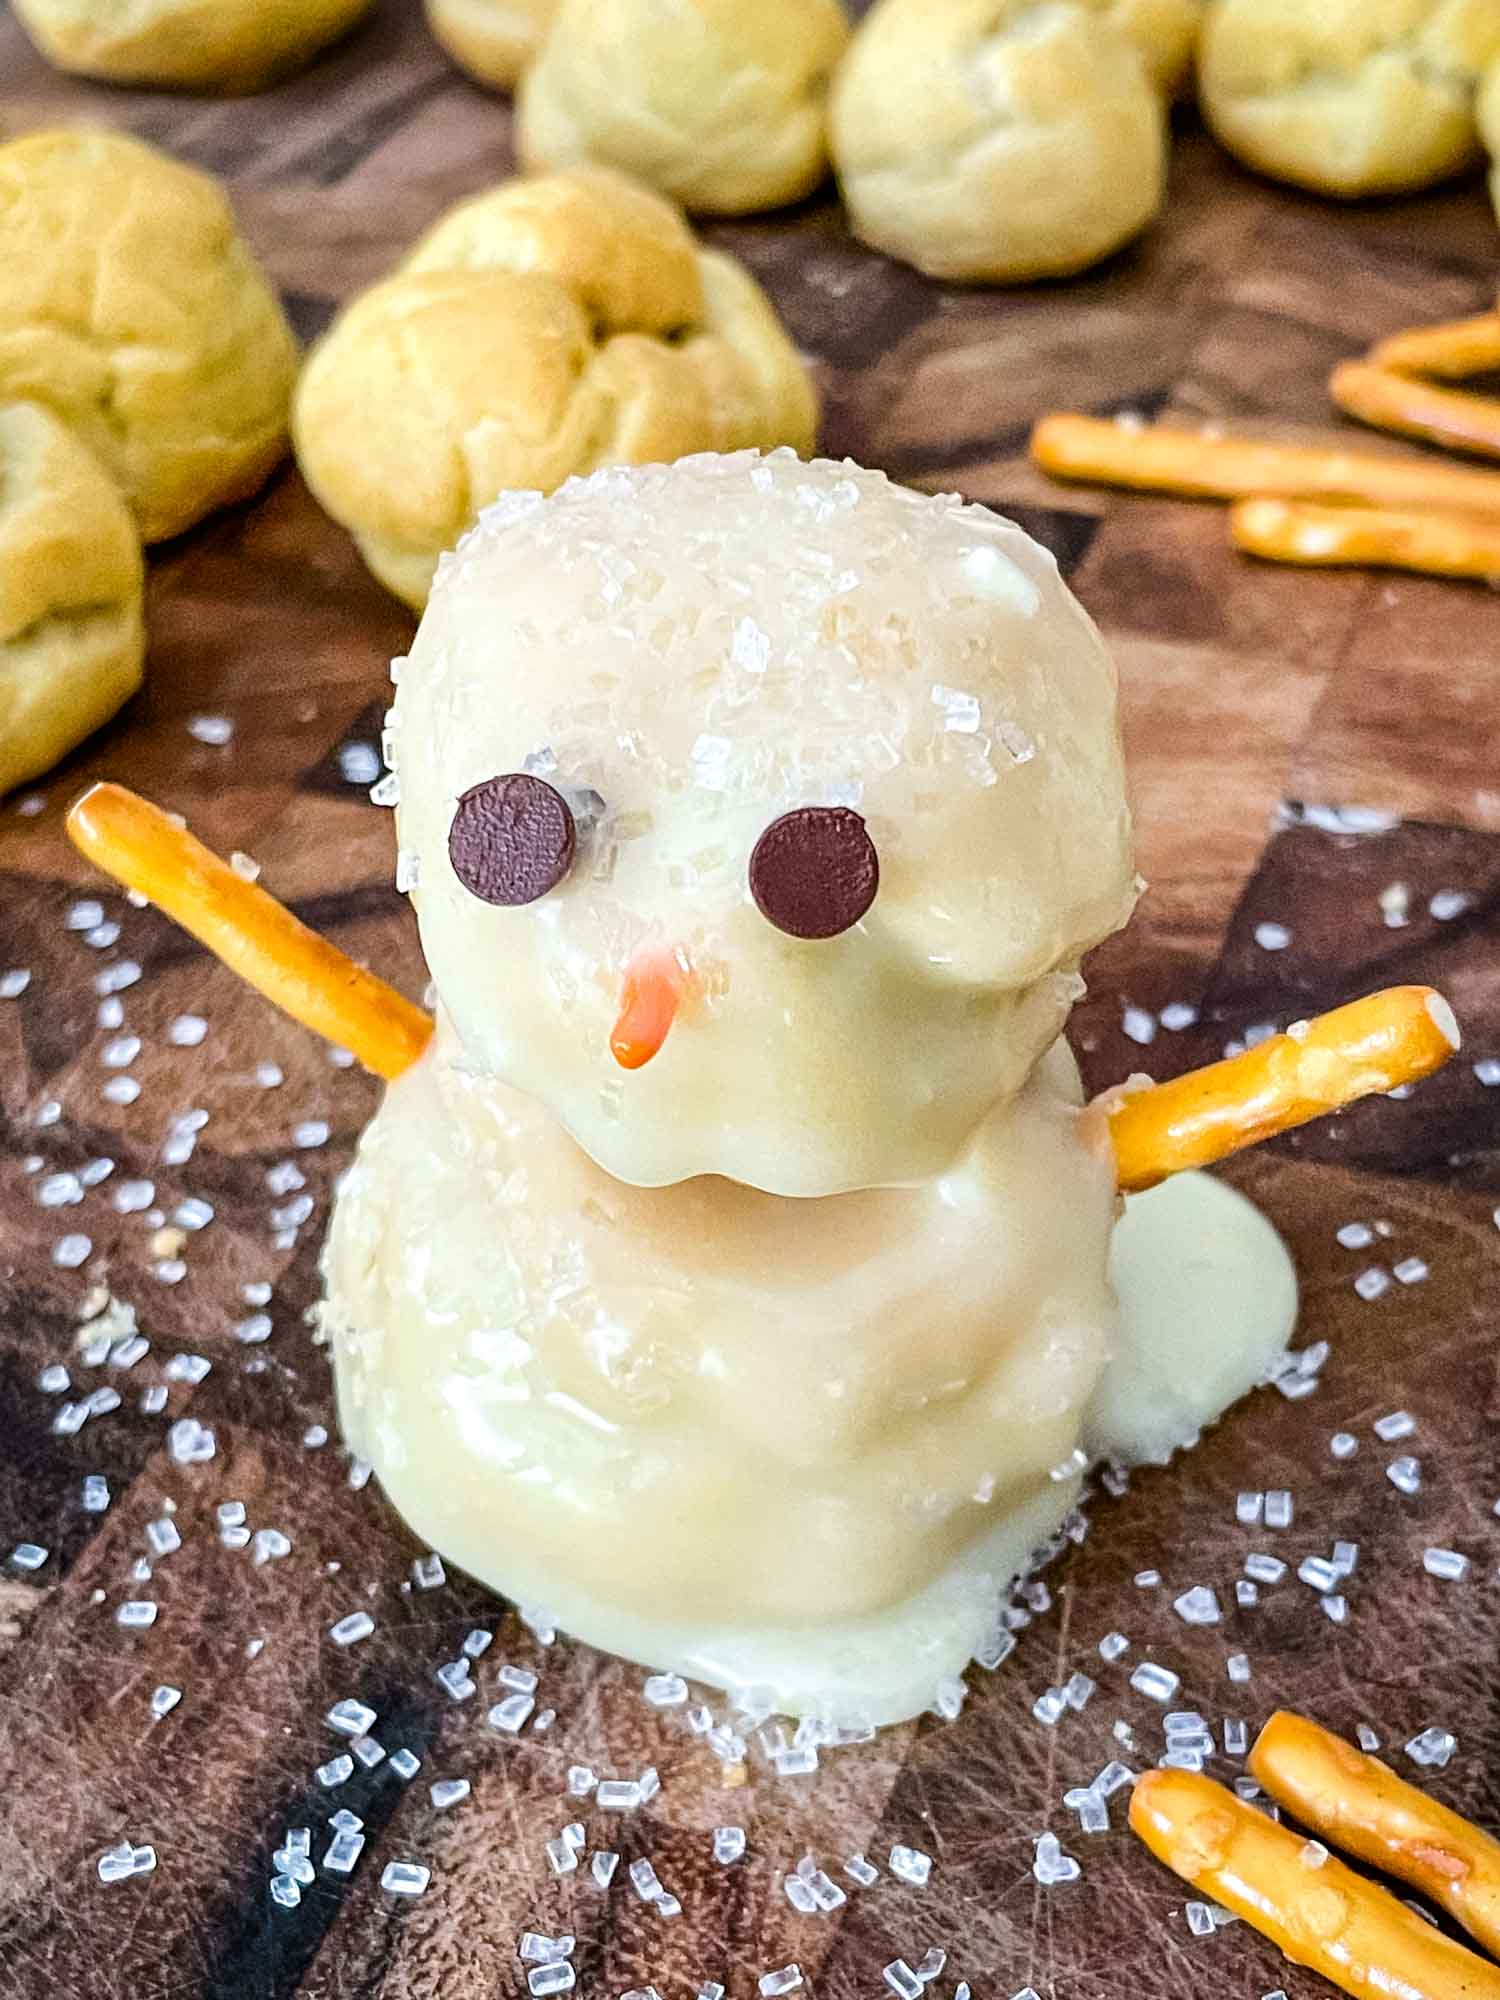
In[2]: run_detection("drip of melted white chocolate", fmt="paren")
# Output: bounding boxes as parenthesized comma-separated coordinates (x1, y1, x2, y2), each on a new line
(323, 1027, 1295, 1725)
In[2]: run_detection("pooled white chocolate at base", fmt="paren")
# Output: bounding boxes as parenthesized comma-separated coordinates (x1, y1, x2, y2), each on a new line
(323, 1025, 1295, 1724)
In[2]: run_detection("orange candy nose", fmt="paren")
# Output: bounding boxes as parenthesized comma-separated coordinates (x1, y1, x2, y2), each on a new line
(610, 951, 688, 1070)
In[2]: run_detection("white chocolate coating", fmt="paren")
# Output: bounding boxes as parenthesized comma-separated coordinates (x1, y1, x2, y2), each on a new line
(323, 1030, 1295, 1723)
(392, 451, 1137, 1196)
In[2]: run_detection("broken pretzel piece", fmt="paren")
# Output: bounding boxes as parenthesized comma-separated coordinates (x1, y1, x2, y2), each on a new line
(1370, 313, 1500, 381)
(1030, 412, 1500, 521)
(1330, 361, 1500, 463)
(1103, 986, 1458, 1193)
(1130, 1767, 1500, 2000)
(1251, 1712, 1500, 1963)
(1231, 496, 1500, 581)
(67, 782, 434, 1082)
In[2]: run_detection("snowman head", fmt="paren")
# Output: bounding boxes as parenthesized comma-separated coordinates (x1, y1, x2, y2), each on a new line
(392, 451, 1135, 1195)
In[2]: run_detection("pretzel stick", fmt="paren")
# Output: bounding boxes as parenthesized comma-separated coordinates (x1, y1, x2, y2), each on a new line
(1251, 1712, 1500, 1961)
(1330, 361, 1500, 462)
(1370, 314, 1500, 381)
(1231, 496, 1500, 581)
(66, 783, 433, 1082)
(1104, 986, 1459, 1193)
(1030, 413, 1500, 521)
(1129, 1768, 1500, 2000)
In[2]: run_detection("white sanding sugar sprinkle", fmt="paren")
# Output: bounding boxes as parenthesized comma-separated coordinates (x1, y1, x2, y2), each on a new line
(381, 1861, 430, 1896)
(430, 1779, 470, 1810)
(1423, 1548, 1469, 1581)
(1355, 1268, 1391, 1301)
(889, 1845, 933, 1887)
(644, 1673, 688, 1707)
(1337, 1222, 1374, 1249)
(1186, 1901, 1215, 1936)
(1429, 890, 1471, 920)
(326, 1696, 376, 1744)
(884, 1965, 922, 2000)
(1298, 1557, 1340, 1592)
(759, 1969, 803, 1997)
(489, 1694, 535, 1734)
(1121, 1006, 1156, 1045)
(1245, 1554, 1286, 1583)
(1099, 1632, 1130, 1661)
(1330, 1432, 1359, 1460)
(1159, 1002, 1198, 1031)
(520, 1934, 576, 1967)
(53, 1234, 92, 1269)
(1032, 1833, 1081, 1886)
(187, 714, 234, 746)
(1173, 1586, 1221, 1626)
(1131, 1662, 1180, 1703)
(1393, 1257, 1429, 1285)
(117, 1600, 158, 1628)
(1264, 1490, 1293, 1529)
(0, 969, 30, 999)
(1374, 1410, 1416, 1441)
(11, 1543, 47, 1571)
(1387, 1456, 1422, 1495)
(528, 1968, 576, 1997)
(98, 1841, 157, 1883)
(1254, 923, 1292, 951)
(1406, 1728, 1456, 1768)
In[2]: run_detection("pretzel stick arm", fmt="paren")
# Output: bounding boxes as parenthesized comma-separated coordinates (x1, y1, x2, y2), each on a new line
(1104, 986, 1459, 1193)
(1370, 314, 1500, 380)
(67, 783, 433, 1082)
(1251, 1712, 1500, 1961)
(1232, 497, 1500, 580)
(1331, 362, 1500, 462)
(1030, 413, 1500, 520)
(1130, 1768, 1500, 2000)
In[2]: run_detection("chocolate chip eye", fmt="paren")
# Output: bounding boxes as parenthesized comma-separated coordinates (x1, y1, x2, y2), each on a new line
(749, 806, 879, 940)
(448, 773, 576, 906)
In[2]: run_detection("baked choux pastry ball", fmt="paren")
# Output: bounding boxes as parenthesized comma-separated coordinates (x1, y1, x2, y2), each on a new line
(830, 0, 1168, 283)
(0, 130, 299, 545)
(1110, 0, 1204, 94)
(1479, 57, 1500, 221)
(292, 169, 818, 608)
(1198, 0, 1500, 198)
(0, 402, 146, 798)
(424, 0, 556, 91)
(10, 0, 373, 92)
(517, 0, 851, 215)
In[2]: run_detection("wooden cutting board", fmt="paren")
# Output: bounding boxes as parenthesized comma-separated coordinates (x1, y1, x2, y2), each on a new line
(1, 6, 1497, 1997)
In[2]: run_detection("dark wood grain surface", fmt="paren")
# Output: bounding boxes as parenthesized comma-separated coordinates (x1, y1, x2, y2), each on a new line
(1, 6, 1498, 1997)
